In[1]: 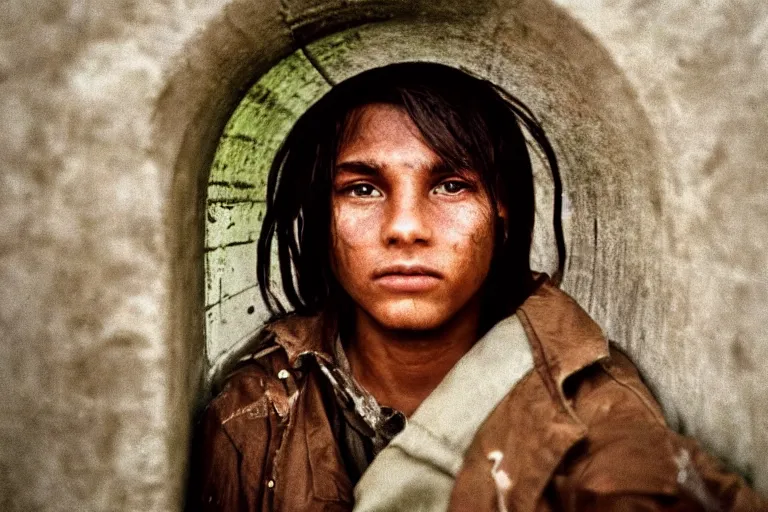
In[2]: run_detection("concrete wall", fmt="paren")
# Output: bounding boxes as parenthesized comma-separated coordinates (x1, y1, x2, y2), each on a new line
(1, 1, 766, 510)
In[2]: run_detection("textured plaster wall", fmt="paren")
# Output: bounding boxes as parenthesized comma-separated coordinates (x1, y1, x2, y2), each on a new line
(0, 2, 230, 510)
(555, 1, 768, 486)
(1, 1, 766, 511)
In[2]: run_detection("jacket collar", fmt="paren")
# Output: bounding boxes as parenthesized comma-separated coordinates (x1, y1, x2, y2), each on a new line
(517, 276, 610, 412)
(505, 277, 610, 510)
(263, 311, 337, 367)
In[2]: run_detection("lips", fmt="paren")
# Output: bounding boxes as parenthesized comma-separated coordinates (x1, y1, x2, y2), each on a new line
(373, 264, 442, 292)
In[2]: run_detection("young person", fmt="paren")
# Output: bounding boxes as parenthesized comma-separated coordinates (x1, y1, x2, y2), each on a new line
(189, 63, 765, 511)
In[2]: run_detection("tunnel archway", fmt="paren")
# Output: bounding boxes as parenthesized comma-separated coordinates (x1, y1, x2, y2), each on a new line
(154, 0, 765, 505)
(197, 7, 663, 398)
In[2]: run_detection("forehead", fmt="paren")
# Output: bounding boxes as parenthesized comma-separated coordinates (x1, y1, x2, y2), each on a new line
(335, 103, 440, 170)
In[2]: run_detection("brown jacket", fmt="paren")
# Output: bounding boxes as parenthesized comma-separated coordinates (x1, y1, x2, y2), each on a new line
(188, 280, 766, 511)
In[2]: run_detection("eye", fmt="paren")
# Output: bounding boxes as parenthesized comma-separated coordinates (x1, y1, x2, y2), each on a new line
(432, 180, 470, 195)
(345, 183, 382, 198)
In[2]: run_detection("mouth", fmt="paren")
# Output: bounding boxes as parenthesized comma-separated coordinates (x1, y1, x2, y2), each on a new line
(373, 264, 442, 292)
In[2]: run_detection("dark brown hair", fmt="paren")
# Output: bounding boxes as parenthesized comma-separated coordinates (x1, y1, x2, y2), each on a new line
(257, 62, 564, 327)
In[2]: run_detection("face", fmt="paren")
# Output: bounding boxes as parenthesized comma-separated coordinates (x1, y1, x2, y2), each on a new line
(331, 103, 502, 332)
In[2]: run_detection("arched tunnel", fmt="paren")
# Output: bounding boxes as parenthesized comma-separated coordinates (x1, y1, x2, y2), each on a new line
(1, 0, 767, 509)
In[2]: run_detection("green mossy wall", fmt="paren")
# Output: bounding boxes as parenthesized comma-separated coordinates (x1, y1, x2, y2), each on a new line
(204, 51, 330, 371)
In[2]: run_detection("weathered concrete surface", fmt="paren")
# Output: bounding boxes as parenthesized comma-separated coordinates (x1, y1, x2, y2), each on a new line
(1, 0, 766, 511)
(553, 1, 768, 488)
(0, 2, 233, 510)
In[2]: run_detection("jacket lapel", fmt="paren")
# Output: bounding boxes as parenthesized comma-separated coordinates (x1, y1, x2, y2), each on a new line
(451, 280, 609, 512)
(517, 280, 610, 419)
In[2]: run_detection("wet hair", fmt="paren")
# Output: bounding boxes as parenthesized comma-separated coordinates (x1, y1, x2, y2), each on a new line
(257, 62, 564, 328)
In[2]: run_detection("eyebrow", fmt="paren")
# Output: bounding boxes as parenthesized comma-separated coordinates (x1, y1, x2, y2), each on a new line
(334, 159, 382, 176)
(334, 159, 464, 177)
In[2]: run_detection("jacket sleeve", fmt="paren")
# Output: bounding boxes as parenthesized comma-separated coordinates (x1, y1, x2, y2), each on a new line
(186, 404, 245, 512)
(552, 427, 767, 511)
(551, 351, 768, 511)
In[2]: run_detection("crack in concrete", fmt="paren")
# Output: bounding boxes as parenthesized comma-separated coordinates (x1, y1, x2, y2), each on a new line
(204, 239, 255, 252)
(301, 47, 336, 86)
(276, 0, 336, 87)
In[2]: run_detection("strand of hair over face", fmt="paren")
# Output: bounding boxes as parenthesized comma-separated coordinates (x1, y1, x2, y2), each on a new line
(488, 81, 566, 287)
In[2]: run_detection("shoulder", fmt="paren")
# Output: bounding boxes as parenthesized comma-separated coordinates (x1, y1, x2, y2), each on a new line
(205, 313, 323, 432)
(569, 344, 666, 428)
(561, 346, 766, 510)
(561, 346, 679, 494)
(188, 312, 334, 510)
(188, 344, 296, 511)
(199, 311, 328, 442)
(205, 345, 294, 433)
(188, 344, 294, 501)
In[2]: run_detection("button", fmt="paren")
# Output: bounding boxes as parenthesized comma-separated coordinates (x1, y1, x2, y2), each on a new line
(277, 369, 290, 380)
(267, 479, 275, 488)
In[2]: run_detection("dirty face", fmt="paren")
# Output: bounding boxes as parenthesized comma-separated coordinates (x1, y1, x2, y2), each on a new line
(331, 103, 501, 332)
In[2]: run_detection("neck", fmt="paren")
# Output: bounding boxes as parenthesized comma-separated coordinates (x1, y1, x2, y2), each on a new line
(345, 298, 482, 417)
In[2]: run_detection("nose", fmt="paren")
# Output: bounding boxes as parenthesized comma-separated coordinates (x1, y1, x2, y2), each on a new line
(382, 189, 432, 246)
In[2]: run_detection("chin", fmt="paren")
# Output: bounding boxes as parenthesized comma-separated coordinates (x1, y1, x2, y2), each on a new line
(368, 300, 451, 332)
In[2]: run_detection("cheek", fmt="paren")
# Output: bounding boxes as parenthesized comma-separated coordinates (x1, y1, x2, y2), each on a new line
(331, 203, 380, 280)
(437, 203, 495, 274)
